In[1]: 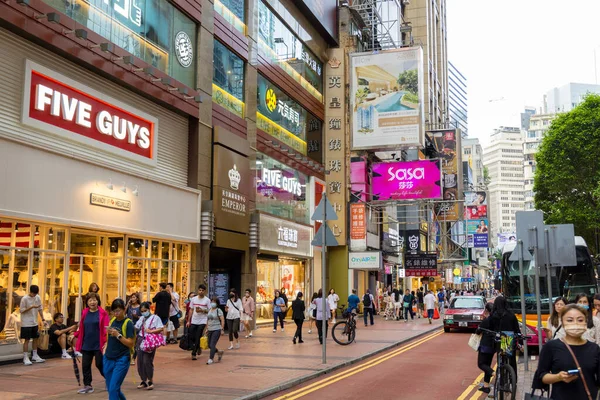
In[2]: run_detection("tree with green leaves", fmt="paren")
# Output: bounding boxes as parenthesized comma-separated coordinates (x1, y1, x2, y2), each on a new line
(534, 94, 600, 253)
(397, 69, 418, 94)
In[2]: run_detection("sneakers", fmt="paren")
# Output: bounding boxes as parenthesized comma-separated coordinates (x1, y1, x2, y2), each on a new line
(77, 386, 94, 394)
(23, 356, 32, 366)
(137, 382, 148, 389)
(245, 335, 250, 339)
(32, 355, 45, 363)
(228, 345, 234, 350)
(308, 329, 312, 334)
(146, 382, 154, 390)
(298, 339, 304, 343)
(235, 343, 240, 349)
(206, 359, 214, 365)
(249, 332, 253, 337)
(74, 351, 83, 358)
(218, 350, 224, 362)
(273, 329, 277, 333)
(62, 353, 73, 360)
(293, 337, 297, 344)
(191, 354, 197, 360)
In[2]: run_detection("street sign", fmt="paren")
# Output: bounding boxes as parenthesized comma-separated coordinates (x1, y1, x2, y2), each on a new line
(509, 211, 544, 262)
(546, 224, 576, 267)
(311, 195, 339, 221)
(311, 224, 339, 247)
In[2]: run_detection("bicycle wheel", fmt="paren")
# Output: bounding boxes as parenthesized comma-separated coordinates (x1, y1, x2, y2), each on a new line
(332, 321, 354, 345)
(494, 364, 516, 400)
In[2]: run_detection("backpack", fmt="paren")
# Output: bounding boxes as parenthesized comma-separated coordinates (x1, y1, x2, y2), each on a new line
(109, 317, 135, 357)
(363, 294, 372, 308)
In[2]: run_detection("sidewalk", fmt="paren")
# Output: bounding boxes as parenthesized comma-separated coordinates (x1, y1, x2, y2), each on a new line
(0, 315, 441, 400)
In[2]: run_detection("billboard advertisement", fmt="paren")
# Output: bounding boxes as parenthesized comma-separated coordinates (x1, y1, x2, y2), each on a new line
(464, 191, 488, 219)
(467, 219, 489, 234)
(371, 159, 442, 201)
(498, 233, 516, 248)
(350, 47, 425, 150)
(431, 130, 462, 220)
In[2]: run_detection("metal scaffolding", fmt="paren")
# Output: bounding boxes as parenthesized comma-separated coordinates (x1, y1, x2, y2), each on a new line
(349, 0, 403, 51)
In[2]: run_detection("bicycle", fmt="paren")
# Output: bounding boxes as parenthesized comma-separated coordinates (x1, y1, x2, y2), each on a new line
(478, 327, 524, 400)
(332, 308, 357, 345)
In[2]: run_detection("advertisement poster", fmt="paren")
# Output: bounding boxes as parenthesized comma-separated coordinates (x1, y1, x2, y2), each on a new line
(350, 203, 367, 251)
(473, 234, 489, 248)
(404, 253, 437, 277)
(209, 273, 229, 305)
(371, 159, 442, 201)
(467, 219, 489, 234)
(430, 130, 461, 220)
(498, 233, 517, 248)
(350, 47, 425, 150)
(464, 191, 488, 219)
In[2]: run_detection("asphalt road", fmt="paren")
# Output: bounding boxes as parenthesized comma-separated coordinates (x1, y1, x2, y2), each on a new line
(265, 328, 490, 400)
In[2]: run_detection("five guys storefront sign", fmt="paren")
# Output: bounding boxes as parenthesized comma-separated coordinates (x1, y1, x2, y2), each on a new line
(22, 61, 158, 165)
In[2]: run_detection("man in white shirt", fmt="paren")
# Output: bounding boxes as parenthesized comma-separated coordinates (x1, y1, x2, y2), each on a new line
(167, 283, 180, 344)
(186, 284, 211, 360)
(423, 290, 437, 324)
(20, 285, 46, 365)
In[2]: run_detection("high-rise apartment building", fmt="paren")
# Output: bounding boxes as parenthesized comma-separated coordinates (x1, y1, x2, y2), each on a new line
(523, 114, 556, 210)
(545, 83, 600, 113)
(449, 61, 468, 136)
(404, 0, 449, 124)
(483, 127, 525, 243)
(462, 138, 484, 189)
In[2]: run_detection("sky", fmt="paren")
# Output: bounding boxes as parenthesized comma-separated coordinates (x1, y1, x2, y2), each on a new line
(446, 0, 600, 148)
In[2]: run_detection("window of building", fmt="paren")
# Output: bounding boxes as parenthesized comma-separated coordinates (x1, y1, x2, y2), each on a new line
(213, 40, 245, 118)
(44, 0, 197, 88)
(464, 148, 471, 155)
(257, 1, 323, 100)
(257, 75, 321, 155)
(215, 0, 246, 34)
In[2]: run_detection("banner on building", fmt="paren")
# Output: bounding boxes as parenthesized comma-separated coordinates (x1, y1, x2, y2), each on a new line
(464, 191, 488, 219)
(350, 47, 425, 150)
(430, 130, 462, 221)
(349, 203, 367, 251)
(371, 159, 442, 201)
(404, 253, 437, 277)
(467, 219, 489, 235)
(498, 233, 517, 248)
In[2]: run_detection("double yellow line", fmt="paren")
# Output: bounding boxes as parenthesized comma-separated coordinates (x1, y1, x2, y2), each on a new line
(456, 364, 498, 400)
(273, 329, 444, 400)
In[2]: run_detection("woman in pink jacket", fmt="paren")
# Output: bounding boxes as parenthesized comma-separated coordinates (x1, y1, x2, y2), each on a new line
(241, 289, 255, 338)
(74, 293, 110, 394)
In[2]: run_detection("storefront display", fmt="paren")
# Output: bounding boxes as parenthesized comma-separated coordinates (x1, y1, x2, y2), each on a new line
(256, 258, 306, 323)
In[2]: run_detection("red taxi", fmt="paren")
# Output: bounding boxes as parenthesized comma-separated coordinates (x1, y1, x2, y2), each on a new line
(443, 296, 487, 332)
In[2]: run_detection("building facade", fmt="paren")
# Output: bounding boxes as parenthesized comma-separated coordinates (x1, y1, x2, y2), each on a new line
(523, 113, 556, 210)
(545, 82, 600, 114)
(462, 138, 484, 190)
(483, 127, 525, 244)
(449, 61, 468, 136)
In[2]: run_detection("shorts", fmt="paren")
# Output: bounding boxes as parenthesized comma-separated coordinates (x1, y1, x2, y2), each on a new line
(418, 303, 425, 310)
(160, 316, 169, 326)
(21, 326, 39, 340)
(241, 313, 253, 322)
(394, 302, 401, 309)
(169, 315, 181, 330)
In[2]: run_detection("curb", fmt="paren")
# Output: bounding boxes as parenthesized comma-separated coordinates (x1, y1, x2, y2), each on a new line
(236, 324, 443, 400)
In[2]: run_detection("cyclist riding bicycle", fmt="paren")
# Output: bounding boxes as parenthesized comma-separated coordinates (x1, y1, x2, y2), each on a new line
(476, 297, 521, 394)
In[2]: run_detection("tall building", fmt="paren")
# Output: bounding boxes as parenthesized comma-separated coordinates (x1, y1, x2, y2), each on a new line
(520, 106, 537, 130)
(449, 61, 468, 136)
(523, 113, 556, 210)
(545, 83, 600, 113)
(404, 0, 449, 124)
(462, 138, 484, 189)
(483, 127, 525, 243)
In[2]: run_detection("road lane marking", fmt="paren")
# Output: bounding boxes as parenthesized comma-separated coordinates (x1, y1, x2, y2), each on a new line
(458, 364, 498, 400)
(273, 330, 444, 400)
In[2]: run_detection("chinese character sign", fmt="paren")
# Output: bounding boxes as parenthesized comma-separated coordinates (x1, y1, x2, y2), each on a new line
(371, 159, 442, 201)
(350, 203, 367, 251)
(431, 129, 462, 221)
(324, 48, 346, 245)
(404, 254, 437, 277)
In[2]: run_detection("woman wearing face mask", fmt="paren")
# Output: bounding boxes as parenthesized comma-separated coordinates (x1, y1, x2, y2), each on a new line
(204, 297, 225, 365)
(225, 289, 243, 350)
(545, 297, 567, 340)
(241, 289, 255, 338)
(135, 302, 163, 390)
(537, 304, 600, 400)
(574, 293, 600, 344)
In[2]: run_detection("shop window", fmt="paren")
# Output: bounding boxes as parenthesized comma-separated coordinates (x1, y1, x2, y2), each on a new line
(257, 75, 322, 156)
(254, 153, 311, 225)
(257, 1, 323, 101)
(213, 40, 245, 118)
(256, 258, 305, 323)
(215, 0, 246, 34)
(43, 0, 197, 88)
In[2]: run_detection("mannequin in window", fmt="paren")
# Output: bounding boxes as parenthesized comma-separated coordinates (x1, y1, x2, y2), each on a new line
(4, 306, 21, 340)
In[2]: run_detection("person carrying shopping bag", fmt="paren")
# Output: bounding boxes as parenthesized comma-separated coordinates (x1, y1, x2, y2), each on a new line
(135, 302, 164, 390)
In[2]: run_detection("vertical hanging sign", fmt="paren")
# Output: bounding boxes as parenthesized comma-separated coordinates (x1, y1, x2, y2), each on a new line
(324, 51, 346, 245)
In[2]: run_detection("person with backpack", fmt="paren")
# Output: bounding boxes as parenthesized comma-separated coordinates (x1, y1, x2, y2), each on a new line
(363, 289, 375, 327)
(437, 289, 446, 314)
(416, 288, 425, 319)
(104, 298, 135, 400)
(403, 289, 415, 322)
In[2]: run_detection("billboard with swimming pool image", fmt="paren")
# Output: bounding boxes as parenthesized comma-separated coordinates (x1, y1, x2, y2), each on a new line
(350, 47, 425, 150)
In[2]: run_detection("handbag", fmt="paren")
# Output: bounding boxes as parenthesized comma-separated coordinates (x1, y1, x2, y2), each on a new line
(403, 302, 410, 308)
(561, 339, 593, 400)
(166, 320, 175, 332)
(524, 390, 552, 400)
(139, 316, 166, 353)
(38, 329, 49, 351)
(178, 333, 193, 351)
(200, 334, 209, 350)
(467, 333, 481, 351)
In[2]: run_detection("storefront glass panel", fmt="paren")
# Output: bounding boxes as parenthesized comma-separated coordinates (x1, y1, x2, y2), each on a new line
(213, 40, 245, 118)
(256, 258, 306, 323)
(254, 153, 310, 225)
(257, 1, 323, 101)
(42, 0, 197, 87)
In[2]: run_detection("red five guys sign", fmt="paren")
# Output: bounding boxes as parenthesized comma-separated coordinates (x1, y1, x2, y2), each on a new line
(22, 60, 158, 165)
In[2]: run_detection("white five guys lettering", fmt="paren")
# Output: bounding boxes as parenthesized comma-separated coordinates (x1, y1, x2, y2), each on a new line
(35, 83, 151, 150)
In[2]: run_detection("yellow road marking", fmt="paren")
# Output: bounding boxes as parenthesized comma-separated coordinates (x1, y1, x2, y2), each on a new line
(273, 330, 444, 400)
(459, 364, 498, 400)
